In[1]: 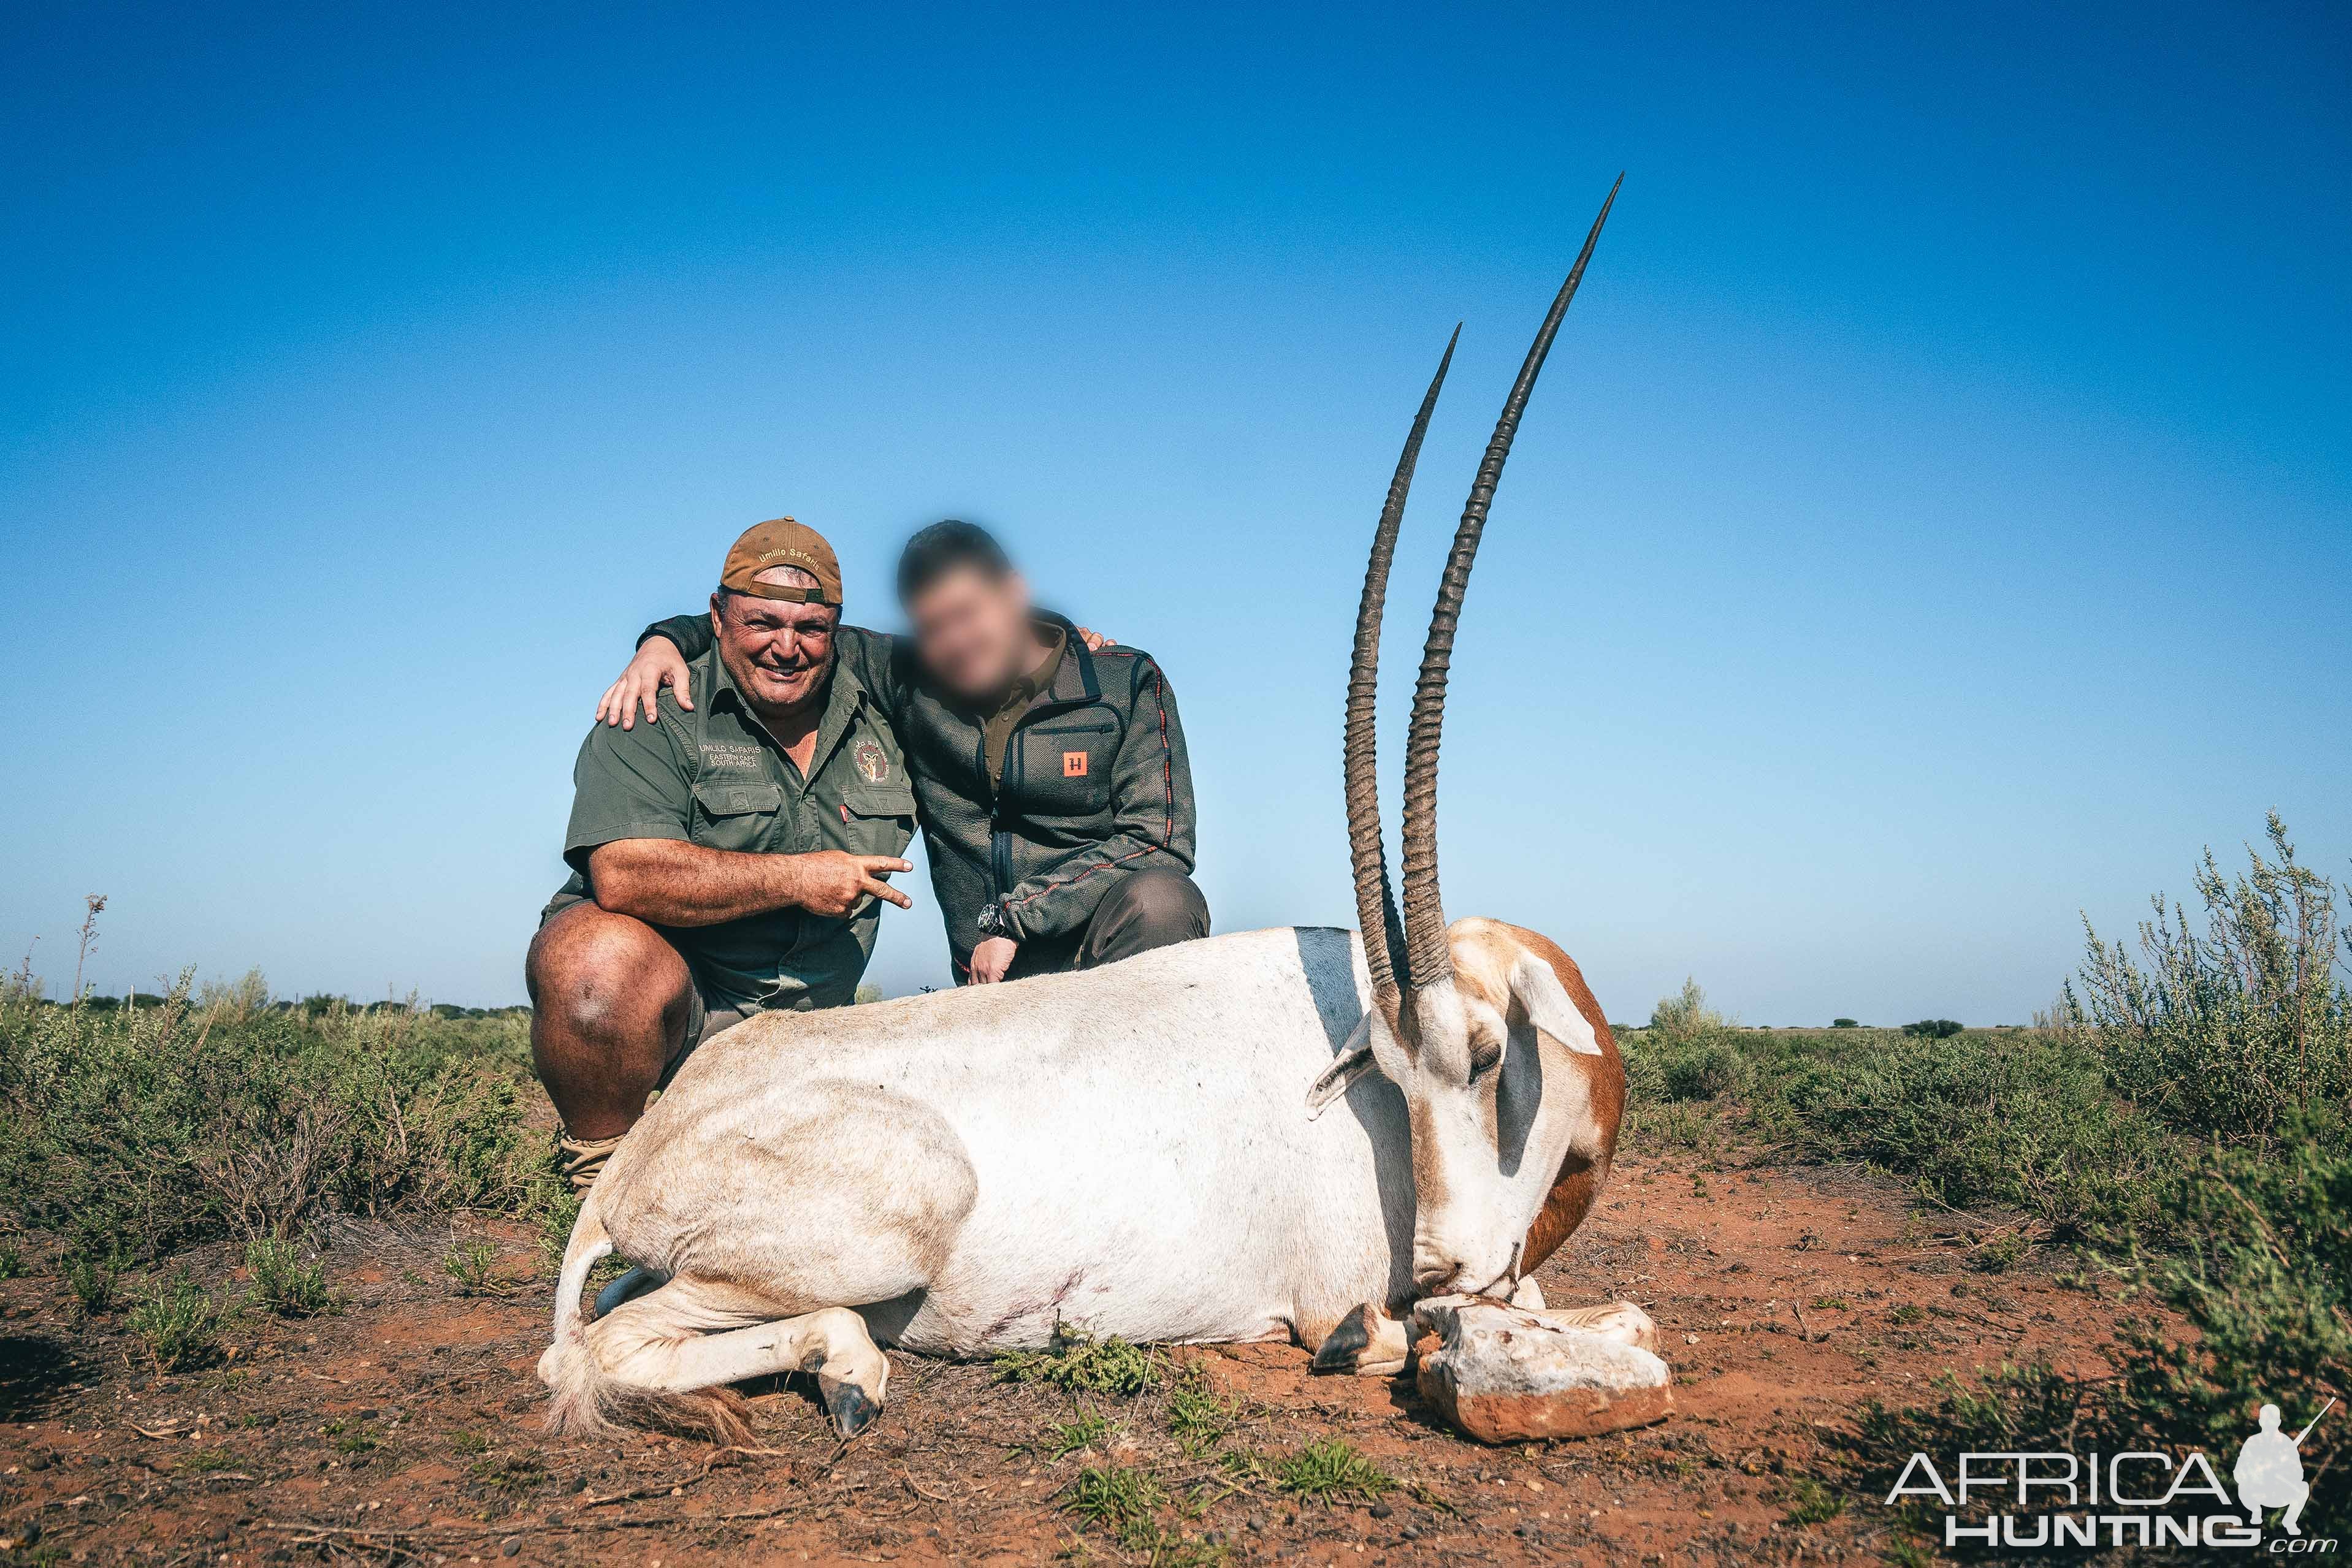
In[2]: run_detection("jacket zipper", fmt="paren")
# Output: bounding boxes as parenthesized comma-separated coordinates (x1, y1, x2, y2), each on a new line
(992, 727, 1017, 897)
(979, 727, 1008, 902)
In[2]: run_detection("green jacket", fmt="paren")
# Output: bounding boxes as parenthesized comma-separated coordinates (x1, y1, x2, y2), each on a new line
(550, 641, 914, 1011)
(644, 612, 1196, 977)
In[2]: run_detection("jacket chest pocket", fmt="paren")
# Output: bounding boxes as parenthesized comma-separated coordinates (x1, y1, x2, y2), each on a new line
(692, 779, 788, 852)
(838, 781, 918, 858)
(1018, 718, 1115, 816)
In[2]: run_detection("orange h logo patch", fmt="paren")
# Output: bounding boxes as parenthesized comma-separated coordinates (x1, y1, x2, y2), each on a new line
(1062, 750, 1090, 778)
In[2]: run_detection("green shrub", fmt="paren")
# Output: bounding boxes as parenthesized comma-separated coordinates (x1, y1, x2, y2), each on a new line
(63, 1247, 124, 1314)
(1648, 976, 1725, 1037)
(1063, 1463, 1166, 1548)
(128, 1269, 226, 1371)
(1776, 1475, 1846, 1525)
(1625, 976, 1751, 1124)
(0, 971, 551, 1267)
(443, 1238, 500, 1295)
(2098, 1111, 2350, 1520)
(1659, 1040, 1744, 1102)
(1045, 1410, 1110, 1456)
(2076, 813, 2349, 1141)
(1831, 1018, 1858, 1029)
(1275, 1437, 1394, 1502)
(245, 1235, 334, 1317)
(1759, 1026, 2169, 1238)
(1165, 1367, 1244, 1454)
(1899, 1018, 1961, 1039)
(994, 1328, 1161, 1396)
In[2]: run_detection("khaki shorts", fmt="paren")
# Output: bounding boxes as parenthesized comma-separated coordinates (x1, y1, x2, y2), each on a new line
(668, 986, 751, 1079)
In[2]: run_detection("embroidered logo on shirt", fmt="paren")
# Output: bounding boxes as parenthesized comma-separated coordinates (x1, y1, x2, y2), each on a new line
(1063, 750, 1090, 778)
(853, 740, 891, 783)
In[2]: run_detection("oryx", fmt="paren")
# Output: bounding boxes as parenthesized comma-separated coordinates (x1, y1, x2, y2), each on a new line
(540, 179, 1630, 1442)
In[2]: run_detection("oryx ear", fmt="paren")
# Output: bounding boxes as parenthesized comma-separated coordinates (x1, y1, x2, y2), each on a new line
(1509, 951, 1603, 1056)
(1305, 1013, 1382, 1117)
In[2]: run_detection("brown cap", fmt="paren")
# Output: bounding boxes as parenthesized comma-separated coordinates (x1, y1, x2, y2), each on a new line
(719, 517, 843, 606)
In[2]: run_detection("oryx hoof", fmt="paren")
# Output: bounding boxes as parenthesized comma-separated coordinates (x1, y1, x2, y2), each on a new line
(820, 1376, 880, 1437)
(1310, 1302, 1410, 1378)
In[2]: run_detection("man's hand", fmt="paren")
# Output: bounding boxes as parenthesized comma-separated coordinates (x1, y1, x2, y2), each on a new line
(787, 852, 915, 918)
(598, 636, 694, 729)
(1075, 627, 1113, 652)
(968, 936, 1018, 983)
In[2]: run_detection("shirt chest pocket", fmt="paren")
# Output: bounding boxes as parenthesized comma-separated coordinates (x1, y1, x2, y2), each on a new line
(692, 779, 787, 852)
(837, 780, 918, 859)
(1019, 718, 1116, 816)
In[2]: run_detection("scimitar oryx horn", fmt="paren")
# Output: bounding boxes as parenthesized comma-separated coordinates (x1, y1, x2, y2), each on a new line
(1314, 176, 1620, 1115)
(1397, 174, 1621, 1002)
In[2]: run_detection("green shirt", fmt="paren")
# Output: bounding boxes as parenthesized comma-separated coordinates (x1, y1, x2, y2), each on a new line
(549, 641, 917, 1013)
(980, 627, 1067, 793)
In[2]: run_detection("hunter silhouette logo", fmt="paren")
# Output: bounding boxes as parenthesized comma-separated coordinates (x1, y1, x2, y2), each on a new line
(2237, 1398, 2331, 1538)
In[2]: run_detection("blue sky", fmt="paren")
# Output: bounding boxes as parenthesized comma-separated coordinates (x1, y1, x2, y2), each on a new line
(4, 1, 2346, 1022)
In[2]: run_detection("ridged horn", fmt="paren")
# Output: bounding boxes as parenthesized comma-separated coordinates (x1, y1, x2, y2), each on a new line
(1399, 175, 1621, 986)
(1346, 327, 1459, 1021)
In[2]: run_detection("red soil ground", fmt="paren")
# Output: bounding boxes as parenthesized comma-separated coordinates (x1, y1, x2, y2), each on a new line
(0, 1152, 2119, 1564)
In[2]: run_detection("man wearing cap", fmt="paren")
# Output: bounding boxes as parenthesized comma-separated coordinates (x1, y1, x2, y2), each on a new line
(596, 518, 1207, 991)
(528, 520, 918, 1191)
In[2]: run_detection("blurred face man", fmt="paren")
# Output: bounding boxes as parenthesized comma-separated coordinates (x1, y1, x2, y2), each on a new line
(711, 566, 838, 718)
(896, 520, 1044, 703)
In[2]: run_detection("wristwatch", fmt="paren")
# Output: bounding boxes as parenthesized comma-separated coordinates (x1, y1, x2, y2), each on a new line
(976, 902, 1010, 938)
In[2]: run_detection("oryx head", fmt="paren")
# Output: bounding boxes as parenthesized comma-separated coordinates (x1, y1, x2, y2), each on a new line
(1307, 178, 1622, 1304)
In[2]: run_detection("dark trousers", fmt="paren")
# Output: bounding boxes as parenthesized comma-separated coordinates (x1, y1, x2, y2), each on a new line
(999, 868, 1211, 981)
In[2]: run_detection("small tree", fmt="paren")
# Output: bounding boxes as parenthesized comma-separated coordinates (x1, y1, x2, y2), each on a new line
(2075, 813, 2348, 1140)
(1649, 978, 1724, 1038)
(1831, 1018, 1858, 1029)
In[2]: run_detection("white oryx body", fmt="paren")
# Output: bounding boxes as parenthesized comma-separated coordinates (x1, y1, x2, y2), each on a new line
(541, 919, 1618, 1436)
(603, 928, 1410, 1353)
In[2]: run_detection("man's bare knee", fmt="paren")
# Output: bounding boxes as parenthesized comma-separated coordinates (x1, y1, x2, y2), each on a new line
(529, 905, 691, 1040)
(530, 907, 695, 1139)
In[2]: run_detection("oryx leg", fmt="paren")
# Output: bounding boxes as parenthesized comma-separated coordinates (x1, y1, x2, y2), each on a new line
(589, 1277, 895, 1435)
(582, 1079, 977, 1437)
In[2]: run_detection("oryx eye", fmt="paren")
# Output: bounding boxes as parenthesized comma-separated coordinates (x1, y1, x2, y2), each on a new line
(1468, 1037, 1503, 1079)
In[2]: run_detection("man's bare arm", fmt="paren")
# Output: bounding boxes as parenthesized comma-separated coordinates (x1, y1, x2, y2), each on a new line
(595, 626, 1120, 729)
(587, 840, 912, 925)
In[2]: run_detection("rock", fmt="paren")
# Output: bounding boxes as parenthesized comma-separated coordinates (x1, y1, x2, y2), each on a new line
(1410, 1296, 1673, 1444)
